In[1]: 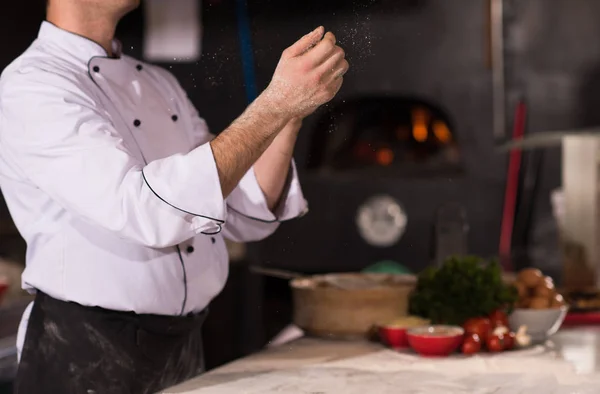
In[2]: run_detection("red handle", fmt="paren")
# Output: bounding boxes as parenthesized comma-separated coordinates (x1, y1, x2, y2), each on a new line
(499, 101, 527, 270)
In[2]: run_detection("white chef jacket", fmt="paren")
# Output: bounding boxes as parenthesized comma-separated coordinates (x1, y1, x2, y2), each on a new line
(0, 22, 308, 317)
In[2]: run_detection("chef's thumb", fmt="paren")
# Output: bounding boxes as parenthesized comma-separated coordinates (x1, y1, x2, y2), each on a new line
(285, 26, 325, 58)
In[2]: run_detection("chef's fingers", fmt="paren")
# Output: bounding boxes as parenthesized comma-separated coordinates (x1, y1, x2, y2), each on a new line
(304, 32, 338, 66)
(318, 47, 348, 80)
(326, 61, 349, 87)
(327, 32, 337, 46)
(333, 59, 350, 80)
(328, 77, 344, 99)
(283, 26, 325, 58)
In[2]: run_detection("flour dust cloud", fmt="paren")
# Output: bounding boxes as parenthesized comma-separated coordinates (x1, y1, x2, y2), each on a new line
(337, 0, 377, 73)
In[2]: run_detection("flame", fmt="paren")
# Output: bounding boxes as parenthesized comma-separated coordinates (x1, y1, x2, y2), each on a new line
(412, 107, 428, 142)
(433, 121, 451, 143)
(376, 148, 394, 166)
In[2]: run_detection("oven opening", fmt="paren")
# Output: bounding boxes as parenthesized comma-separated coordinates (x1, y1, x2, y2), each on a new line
(306, 96, 463, 177)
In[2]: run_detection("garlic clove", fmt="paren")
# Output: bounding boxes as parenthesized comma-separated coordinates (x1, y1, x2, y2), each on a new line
(515, 325, 531, 347)
(493, 325, 509, 336)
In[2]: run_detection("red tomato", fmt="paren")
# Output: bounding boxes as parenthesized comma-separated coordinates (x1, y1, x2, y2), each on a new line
(461, 333, 481, 355)
(463, 317, 492, 341)
(486, 334, 505, 352)
(489, 310, 509, 328)
(503, 332, 516, 350)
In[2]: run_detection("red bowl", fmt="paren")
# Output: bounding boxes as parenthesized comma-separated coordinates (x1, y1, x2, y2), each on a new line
(406, 325, 464, 357)
(379, 326, 409, 349)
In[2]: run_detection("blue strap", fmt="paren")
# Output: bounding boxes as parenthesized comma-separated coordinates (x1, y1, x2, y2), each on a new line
(235, 0, 258, 103)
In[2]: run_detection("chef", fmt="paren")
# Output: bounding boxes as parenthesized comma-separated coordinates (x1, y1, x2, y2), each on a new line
(0, 0, 348, 392)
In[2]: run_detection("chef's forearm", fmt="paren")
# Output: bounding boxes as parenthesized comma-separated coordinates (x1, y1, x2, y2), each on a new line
(253, 119, 301, 210)
(210, 95, 290, 198)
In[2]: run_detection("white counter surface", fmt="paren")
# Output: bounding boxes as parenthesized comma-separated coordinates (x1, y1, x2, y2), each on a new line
(163, 327, 600, 394)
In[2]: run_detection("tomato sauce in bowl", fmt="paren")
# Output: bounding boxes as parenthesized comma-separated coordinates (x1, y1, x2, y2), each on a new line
(378, 316, 430, 349)
(406, 325, 465, 356)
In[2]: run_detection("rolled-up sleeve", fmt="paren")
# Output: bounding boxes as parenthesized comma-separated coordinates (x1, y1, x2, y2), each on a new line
(222, 161, 308, 243)
(0, 71, 225, 248)
(174, 77, 308, 243)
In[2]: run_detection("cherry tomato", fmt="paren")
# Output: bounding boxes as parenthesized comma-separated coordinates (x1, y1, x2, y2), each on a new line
(503, 332, 516, 350)
(489, 309, 509, 328)
(486, 334, 505, 352)
(463, 317, 492, 342)
(461, 333, 481, 355)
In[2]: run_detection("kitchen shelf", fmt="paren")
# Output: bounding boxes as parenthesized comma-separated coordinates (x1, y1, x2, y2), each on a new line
(497, 127, 600, 152)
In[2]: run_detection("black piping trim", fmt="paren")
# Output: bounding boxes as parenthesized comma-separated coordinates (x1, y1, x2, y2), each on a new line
(88, 55, 224, 226)
(175, 245, 188, 316)
(86, 57, 216, 315)
(226, 204, 304, 224)
(225, 161, 307, 224)
(200, 225, 222, 235)
(141, 169, 225, 224)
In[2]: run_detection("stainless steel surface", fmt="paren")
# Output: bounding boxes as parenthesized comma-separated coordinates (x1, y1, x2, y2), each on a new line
(491, 0, 506, 141)
(433, 203, 469, 267)
(561, 135, 600, 288)
(249, 266, 303, 280)
(498, 131, 600, 287)
(497, 128, 600, 151)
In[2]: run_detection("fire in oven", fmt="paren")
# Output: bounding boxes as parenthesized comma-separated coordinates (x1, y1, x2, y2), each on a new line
(252, 95, 474, 275)
(307, 96, 462, 176)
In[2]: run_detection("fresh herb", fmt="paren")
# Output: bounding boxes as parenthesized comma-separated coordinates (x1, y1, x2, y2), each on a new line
(408, 256, 518, 326)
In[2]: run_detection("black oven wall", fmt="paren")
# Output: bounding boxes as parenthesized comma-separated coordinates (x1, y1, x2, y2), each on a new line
(248, 0, 506, 274)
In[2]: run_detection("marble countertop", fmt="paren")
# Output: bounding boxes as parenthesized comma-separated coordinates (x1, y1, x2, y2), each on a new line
(163, 326, 600, 393)
(552, 327, 600, 374)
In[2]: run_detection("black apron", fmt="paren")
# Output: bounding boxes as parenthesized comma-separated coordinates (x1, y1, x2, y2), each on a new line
(14, 292, 207, 394)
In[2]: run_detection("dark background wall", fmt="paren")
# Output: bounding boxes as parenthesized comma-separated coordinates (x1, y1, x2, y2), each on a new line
(502, 0, 600, 278)
(249, 0, 507, 273)
(2, 0, 599, 370)
(0, 0, 568, 274)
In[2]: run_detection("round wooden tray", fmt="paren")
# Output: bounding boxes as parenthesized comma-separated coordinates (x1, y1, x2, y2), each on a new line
(291, 273, 417, 339)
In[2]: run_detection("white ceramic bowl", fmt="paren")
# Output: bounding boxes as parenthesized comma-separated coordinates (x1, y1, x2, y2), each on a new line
(508, 306, 568, 343)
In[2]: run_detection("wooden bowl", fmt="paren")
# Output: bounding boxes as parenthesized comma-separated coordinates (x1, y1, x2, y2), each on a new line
(291, 273, 416, 339)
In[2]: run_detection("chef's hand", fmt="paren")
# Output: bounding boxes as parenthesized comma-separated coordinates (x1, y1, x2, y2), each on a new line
(263, 26, 349, 119)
